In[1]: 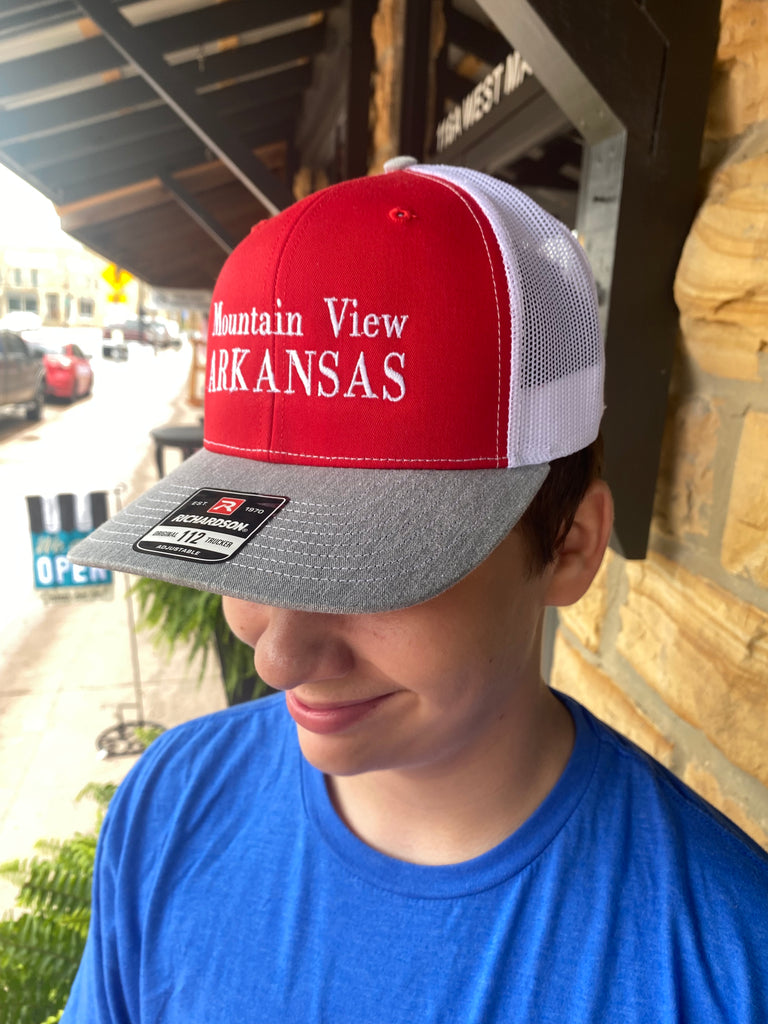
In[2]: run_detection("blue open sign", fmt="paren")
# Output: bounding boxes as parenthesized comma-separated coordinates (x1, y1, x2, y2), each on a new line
(30, 530, 112, 589)
(26, 493, 113, 592)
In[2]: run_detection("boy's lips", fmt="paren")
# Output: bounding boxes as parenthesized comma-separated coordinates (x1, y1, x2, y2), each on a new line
(285, 690, 395, 735)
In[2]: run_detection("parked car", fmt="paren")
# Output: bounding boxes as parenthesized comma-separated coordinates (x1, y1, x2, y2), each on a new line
(152, 317, 183, 349)
(103, 317, 145, 344)
(0, 329, 46, 421)
(23, 333, 94, 401)
(103, 317, 175, 348)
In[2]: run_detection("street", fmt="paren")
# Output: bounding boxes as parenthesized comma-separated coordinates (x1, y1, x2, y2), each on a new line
(0, 338, 190, 670)
(0, 339, 226, 911)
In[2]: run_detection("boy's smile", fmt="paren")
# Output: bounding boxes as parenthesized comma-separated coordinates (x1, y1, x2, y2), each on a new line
(284, 690, 400, 735)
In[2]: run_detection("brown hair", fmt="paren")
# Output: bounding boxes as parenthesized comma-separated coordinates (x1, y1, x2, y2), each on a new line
(516, 432, 605, 576)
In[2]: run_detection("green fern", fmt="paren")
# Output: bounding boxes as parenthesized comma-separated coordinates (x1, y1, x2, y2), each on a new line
(0, 789, 113, 1024)
(76, 783, 118, 821)
(0, 915, 85, 1024)
(132, 577, 219, 675)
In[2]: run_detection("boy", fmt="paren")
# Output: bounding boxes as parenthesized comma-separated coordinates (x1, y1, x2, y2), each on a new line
(66, 161, 767, 1022)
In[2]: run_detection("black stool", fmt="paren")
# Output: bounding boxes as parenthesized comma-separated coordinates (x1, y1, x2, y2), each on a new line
(150, 423, 204, 478)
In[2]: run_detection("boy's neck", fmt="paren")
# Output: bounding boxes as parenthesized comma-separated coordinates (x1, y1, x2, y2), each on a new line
(326, 684, 574, 866)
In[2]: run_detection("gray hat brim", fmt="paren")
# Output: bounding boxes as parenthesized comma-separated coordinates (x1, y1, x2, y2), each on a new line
(69, 448, 549, 614)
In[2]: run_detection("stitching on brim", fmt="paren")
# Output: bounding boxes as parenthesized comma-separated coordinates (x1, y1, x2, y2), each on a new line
(81, 524, 442, 570)
(75, 534, 429, 584)
(133, 500, 398, 521)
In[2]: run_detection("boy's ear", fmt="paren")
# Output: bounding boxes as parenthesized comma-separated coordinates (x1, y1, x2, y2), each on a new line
(543, 480, 614, 607)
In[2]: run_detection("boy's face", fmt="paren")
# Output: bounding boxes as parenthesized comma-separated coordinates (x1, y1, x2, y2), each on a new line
(223, 527, 555, 781)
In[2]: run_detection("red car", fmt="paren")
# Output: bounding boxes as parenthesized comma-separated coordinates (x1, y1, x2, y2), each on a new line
(24, 335, 94, 401)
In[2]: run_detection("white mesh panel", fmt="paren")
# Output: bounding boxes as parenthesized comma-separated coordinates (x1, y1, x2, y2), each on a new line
(412, 165, 604, 466)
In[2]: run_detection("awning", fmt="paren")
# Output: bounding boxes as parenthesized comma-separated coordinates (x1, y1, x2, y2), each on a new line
(0, 0, 372, 289)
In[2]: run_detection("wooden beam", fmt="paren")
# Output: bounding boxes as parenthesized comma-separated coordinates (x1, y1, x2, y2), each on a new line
(399, 0, 433, 160)
(76, 0, 294, 215)
(0, 0, 334, 100)
(444, 7, 510, 66)
(345, 0, 377, 178)
(57, 146, 285, 231)
(160, 172, 236, 254)
(50, 117, 292, 204)
(7, 68, 310, 169)
(0, 25, 325, 146)
(38, 98, 297, 193)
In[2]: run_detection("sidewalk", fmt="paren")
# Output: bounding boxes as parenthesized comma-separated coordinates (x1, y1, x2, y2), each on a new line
(0, 353, 227, 913)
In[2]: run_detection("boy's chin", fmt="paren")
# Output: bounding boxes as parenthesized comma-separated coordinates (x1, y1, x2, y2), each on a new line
(295, 727, 386, 778)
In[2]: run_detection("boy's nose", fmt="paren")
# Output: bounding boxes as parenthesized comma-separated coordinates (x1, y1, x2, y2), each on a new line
(252, 607, 354, 690)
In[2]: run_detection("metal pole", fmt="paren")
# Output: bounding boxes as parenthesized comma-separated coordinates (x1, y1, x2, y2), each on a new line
(114, 483, 144, 722)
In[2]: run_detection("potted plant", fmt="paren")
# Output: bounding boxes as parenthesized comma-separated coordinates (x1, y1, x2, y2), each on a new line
(131, 579, 271, 705)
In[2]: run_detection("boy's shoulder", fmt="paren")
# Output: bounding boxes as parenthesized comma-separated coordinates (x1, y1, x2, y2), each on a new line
(573, 695, 768, 883)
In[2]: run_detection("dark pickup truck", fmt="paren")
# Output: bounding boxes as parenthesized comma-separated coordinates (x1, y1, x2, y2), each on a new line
(0, 329, 46, 421)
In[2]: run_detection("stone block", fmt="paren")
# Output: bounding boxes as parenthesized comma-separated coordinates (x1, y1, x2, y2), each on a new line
(678, 317, 764, 381)
(682, 760, 768, 851)
(674, 137, 768, 381)
(706, 0, 768, 139)
(617, 552, 768, 787)
(551, 633, 674, 767)
(557, 549, 612, 653)
(722, 410, 768, 584)
(653, 395, 719, 538)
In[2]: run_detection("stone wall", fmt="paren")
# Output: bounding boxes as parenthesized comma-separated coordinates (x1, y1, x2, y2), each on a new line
(552, 0, 768, 848)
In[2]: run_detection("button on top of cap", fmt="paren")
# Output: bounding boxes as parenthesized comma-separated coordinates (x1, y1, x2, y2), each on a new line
(383, 156, 419, 173)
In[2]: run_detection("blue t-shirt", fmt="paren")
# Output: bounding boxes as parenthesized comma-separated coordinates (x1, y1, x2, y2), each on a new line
(63, 692, 768, 1023)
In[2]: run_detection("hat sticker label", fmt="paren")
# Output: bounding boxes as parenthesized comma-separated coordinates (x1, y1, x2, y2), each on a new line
(133, 488, 288, 563)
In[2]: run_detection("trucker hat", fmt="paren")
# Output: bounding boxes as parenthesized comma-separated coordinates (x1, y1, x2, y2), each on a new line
(70, 160, 604, 614)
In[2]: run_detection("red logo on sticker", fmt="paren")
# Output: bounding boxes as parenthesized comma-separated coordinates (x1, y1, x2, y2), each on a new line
(208, 497, 246, 515)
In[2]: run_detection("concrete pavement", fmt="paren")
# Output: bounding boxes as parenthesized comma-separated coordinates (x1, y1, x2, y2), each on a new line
(0, 344, 227, 913)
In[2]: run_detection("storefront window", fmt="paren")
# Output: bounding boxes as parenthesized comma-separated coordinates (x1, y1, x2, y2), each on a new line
(7, 293, 38, 312)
